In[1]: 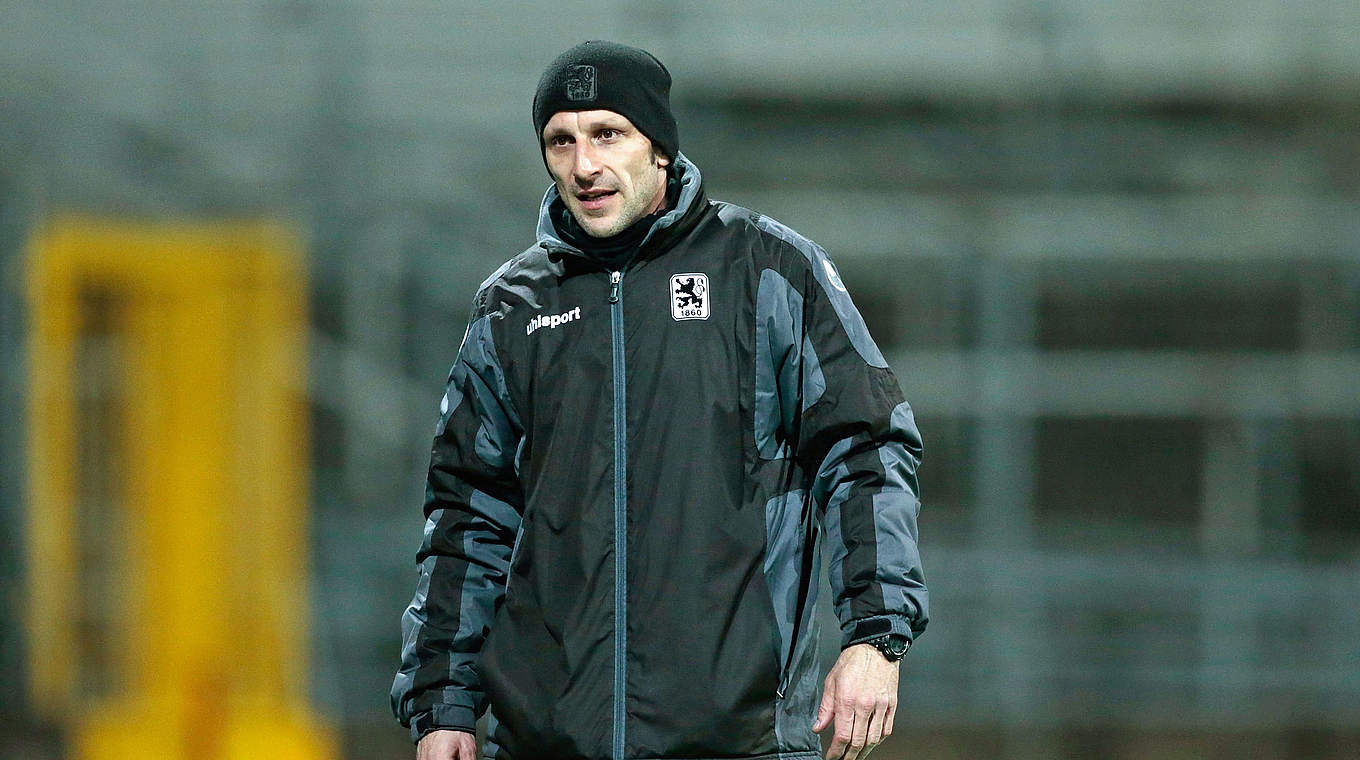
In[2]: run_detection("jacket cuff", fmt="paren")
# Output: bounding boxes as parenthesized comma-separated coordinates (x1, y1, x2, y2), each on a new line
(410, 703, 478, 744)
(840, 614, 913, 650)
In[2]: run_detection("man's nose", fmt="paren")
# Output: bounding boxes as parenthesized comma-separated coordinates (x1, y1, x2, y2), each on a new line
(573, 144, 601, 181)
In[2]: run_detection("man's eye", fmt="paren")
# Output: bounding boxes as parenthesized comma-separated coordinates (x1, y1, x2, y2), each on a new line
(598, 129, 619, 140)
(549, 135, 571, 147)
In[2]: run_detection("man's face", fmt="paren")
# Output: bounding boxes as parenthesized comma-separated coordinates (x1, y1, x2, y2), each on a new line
(542, 110, 670, 238)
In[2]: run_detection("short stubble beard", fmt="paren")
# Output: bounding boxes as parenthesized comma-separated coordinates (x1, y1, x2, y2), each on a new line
(567, 156, 668, 239)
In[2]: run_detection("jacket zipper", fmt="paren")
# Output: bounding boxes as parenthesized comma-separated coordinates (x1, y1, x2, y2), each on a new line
(608, 269, 627, 760)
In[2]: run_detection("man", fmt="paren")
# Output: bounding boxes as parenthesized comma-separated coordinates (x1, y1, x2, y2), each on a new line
(391, 41, 928, 760)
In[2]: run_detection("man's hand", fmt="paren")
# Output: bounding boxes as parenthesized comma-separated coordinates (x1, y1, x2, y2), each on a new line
(812, 643, 899, 760)
(416, 728, 477, 760)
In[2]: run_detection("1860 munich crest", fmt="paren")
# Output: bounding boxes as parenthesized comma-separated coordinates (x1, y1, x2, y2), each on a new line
(564, 64, 597, 101)
(670, 273, 709, 321)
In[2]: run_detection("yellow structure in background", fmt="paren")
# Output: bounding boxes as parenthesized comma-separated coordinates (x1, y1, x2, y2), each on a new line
(26, 216, 333, 760)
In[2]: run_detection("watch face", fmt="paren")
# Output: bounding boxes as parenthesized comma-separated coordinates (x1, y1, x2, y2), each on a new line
(876, 635, 909, 659)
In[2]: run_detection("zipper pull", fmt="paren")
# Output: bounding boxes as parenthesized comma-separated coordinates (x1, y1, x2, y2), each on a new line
(608, 270, 621, 303)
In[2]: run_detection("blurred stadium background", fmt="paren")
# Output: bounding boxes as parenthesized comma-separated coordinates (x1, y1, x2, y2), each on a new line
(2, 2, 1358, 758)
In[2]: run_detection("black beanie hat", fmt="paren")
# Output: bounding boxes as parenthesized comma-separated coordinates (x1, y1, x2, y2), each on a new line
(533, 40, 679, 160)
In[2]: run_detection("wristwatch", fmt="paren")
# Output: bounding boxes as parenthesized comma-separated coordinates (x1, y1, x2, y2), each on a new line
(866, 633, 910, 662)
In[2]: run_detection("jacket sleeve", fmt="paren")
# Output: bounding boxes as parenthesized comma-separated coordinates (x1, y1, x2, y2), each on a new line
(763, 229, 928, 650)
(390, 301, 524, 742)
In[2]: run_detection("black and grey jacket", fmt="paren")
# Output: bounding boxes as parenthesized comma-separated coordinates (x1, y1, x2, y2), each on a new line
(391, 155, 927, 760)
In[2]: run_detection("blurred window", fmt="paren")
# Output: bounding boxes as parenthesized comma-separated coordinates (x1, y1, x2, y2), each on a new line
(907, 416, 973, 544)
(1035, 416, 1203, 527)
(1036, 263, 1300, 351)
(839, 258, 973, 350)
(1296, 419, 1360, 559)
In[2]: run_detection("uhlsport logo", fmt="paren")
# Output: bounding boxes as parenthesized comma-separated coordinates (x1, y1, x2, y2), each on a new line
(526, 306, 582, 335)
(565, 65, 597, 101)
(670, 273, 709, 321)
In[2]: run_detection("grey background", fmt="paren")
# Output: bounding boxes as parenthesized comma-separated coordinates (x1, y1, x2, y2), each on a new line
(2, 1, 1358, 758)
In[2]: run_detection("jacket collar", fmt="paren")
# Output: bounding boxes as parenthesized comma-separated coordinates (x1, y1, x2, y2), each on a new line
(535, 152, 707, 264)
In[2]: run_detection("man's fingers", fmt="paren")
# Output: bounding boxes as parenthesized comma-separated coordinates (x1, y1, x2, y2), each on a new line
(416, 729, 476, 760)
(845, 699, 872, 760)
(883, 702, 896, 738)
(864, 703, 886, 750)
(813, 702, 833, 733)
(453, 731, 479, 760)
(826, 703, 855, 760)
(813, 678, 836, 733)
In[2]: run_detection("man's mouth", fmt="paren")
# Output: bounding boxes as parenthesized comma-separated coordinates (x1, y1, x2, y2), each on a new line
(576, 189, 617, 210)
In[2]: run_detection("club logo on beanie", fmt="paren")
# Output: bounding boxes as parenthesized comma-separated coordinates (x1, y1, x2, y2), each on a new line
(565, 65, 597, 101)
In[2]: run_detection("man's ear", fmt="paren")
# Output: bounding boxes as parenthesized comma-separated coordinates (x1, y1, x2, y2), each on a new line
(655, 149, 671, 168)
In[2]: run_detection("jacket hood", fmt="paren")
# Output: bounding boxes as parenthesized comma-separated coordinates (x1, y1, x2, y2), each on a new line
(534, 152, 707, 262)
